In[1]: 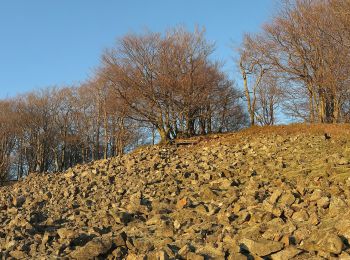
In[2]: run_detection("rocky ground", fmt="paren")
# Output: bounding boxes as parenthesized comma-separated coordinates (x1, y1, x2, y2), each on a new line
(1, 124, 350, 259)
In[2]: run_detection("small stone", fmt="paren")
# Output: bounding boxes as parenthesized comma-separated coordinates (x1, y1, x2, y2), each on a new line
(114, 212, 133, 225)
(270, 246, 302, 260)
(292, 210, 309, 222)
(317, 233, 343, 254)
(233, 203, 241, 214)
(310, 189, 323, 201)
(112, 247, 127, 258)
(278, 192, 295, 207)
(41, 232, 50, 245)
(195, 204, 208, 214)
(301, 231, 343, 255)
(201, 187, 218, 201)
(126, 253, 147, 260)
(178, 244, 191, 257)
(176, 197, 190, 209)
(262, 200, 283, 217)
(296, 185, 305, 196)
(70, 235, 112, 259)
(9, 250, 27, 259)
(309, 212, 319, 225)
(13, 196, 26, 207)
(227, 252, 247, 260)
(280, 235, 291, 246)
(57, 228, 76, 240)
(114, 231, 127, 247)
(317, 197, 330, 209)
(337, 157, 349, 165)
(186, 252, 205, 260)
(133, 238, 154, 253)
(240, 238, 284, 257)
(157, 250, 169, 260)
(210, 178, 232, 189)
(339, 252, 350, 259)
(236, 210, 251, 224)
(174, 220, 181, 229)
(270, 189, 283, 204)
(329, 197, 347, 216)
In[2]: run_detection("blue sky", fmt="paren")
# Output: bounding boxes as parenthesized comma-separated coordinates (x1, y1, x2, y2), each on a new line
(0, 0, 275, 98)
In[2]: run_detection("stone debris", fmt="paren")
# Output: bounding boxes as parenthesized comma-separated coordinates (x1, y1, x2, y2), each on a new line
(1, 129, 350, 259)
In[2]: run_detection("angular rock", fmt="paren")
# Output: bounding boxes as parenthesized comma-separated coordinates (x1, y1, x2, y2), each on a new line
(240, 238, 284, 257)
(317, 197, 330, 209)
(292, 209, 309, 222)
(176, 197, 190, 209)
(270, 246, 302, 260)
(57, 228, 76, 240)
(317, 233, 343, 254)
(70, 236, 112, 259)
(186, 252, 205, 260)
(13, 196, 26, 207)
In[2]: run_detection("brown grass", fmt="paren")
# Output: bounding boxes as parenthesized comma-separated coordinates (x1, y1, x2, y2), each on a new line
(132, 123, 350, 153)
(239, 123, 350, 137)
(190, 123, 350, 147)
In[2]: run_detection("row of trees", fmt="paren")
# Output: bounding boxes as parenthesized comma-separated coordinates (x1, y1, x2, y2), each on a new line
(0, 86, 142, 182)
(0, 28, 247, 181)
(239, 0, 350, 125)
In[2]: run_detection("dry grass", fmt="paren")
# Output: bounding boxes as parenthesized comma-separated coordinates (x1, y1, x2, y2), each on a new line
(132, 123, 350, 153)
(240, 123, 350, 137)
(164, 123, 350, 153)
(195, 123, 350, 145)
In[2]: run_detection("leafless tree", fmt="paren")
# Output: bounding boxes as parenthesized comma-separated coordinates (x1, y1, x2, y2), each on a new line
(102, 27, 246, 143)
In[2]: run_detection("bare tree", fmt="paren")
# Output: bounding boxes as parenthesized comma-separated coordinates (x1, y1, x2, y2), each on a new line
(238, 34, 272, 126)
(102, 27, 246, 143)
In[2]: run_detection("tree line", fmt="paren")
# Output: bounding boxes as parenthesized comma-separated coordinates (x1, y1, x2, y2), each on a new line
(239, 0, 350, 125)
(0, 86, 142, 182)
(0, 28, 247, 182)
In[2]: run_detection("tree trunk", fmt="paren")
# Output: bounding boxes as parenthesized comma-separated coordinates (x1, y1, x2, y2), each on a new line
(240, 64, 255, 126)
(308, 87, 315, 123)
(333, 98, 340, 123)
(103, 111, 108, 160)
(158, 127, 170, 144)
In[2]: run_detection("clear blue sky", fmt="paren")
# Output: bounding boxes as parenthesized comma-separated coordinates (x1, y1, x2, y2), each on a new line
(0, 0, 275, 98)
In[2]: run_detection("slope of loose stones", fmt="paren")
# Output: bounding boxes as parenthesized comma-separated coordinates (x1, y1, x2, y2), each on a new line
(1, 125, 350, 259)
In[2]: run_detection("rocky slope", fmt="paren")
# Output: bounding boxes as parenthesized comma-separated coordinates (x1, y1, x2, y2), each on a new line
(2, 124, 350, 259)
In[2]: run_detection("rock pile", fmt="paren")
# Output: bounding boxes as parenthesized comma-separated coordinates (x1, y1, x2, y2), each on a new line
(1, 125, 350, 259)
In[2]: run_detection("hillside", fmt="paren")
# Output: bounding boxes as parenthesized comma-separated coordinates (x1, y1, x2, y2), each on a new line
(1, 124, 350, 259)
